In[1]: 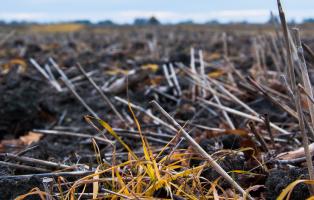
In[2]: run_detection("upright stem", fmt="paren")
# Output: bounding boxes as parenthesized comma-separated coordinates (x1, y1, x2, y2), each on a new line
(277, 0, 314, 194)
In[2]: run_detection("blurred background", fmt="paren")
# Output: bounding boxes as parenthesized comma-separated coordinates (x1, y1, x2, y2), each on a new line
(1, 0, 314, 24)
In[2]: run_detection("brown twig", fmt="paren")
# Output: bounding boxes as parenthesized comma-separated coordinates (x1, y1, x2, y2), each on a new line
(49, 58, 99, 119)
(248, 121, 269, 153)
(76, 63, 125, 122)
(114, 96, 177, 132)
(292, 28, 314, 140)
(247, 76, 298, 119)
(302, 42, 314, 62)
(0, 161, 48, 173)
(262, 114, 275, 148)
(32, 129, 113, 144)
(0, 171, 94, 179)
(3, 153, 70, 170)
(199, 98, 290, 135)
(0, 30, 15, 47)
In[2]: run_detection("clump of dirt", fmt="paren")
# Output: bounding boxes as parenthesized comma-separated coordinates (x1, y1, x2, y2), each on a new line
(200, 154, 247, 187)
(0, 176, 42, 200)
(184, 134, 242, 155)
(24, 136, 83, 163)
(265, 167, 310, 200)
(153, 187, 185, 200)
(0, 67, 56, 139)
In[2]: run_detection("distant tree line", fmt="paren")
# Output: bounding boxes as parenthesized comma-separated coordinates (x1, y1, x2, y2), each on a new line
(304, 18, 314, 23)
(73, 16, 161, 26)
(1, 15, 314, 26)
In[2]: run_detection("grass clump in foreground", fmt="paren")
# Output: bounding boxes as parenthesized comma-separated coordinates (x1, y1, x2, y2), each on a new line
(15, 104, 246, 199)
(15, 104, 314, 200)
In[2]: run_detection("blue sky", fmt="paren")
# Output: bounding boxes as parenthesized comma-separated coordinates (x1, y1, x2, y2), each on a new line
(1, 0, 314, 23)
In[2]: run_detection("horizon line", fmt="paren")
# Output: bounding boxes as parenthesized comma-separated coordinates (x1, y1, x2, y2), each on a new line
(0, 9, 314, 24)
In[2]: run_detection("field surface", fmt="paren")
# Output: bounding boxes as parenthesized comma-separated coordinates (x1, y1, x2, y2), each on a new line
(1, 23, 314, 199)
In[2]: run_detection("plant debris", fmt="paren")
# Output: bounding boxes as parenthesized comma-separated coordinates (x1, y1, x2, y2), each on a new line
(1, 3, 314, 199)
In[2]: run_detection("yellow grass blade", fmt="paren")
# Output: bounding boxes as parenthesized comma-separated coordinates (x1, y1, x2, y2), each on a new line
(15, 188, 47, 200)
(156, 134, 178, 160)
(229, 170, 260, 176)
(208, 69, 225, 78)
(66, 160, 135, 199)
(116, 167, 130, 196)
(141, 64, 159, 72)
(156, 121, 189, 163)
(57, 177, 67, 200)
(145, 164, 205, 195)
(128, 101, 160, 181)
(170, 182, 198, 200)
(277, 179, 314, 200)
(206, 178, 225, 198)
(91, 138, 102, 165)
(211, 179, 220, 200)
(166, 165, 186, 171)
(97, 118, 138, 160)
(93, 166, 100, 199)
(77, 184, 87, 200)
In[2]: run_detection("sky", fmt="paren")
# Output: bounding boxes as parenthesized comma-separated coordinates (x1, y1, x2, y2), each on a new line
(1, 0, 314, 24)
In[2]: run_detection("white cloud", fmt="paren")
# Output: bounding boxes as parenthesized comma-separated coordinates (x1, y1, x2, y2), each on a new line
(118, 11, 179, 20)
(0, 12, 46, 21)
(212, 9, 269, 18)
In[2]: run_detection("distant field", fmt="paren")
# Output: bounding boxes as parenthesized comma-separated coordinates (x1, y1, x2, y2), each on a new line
(1, 23, 314, 35)
(29, 23, 85, 32)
